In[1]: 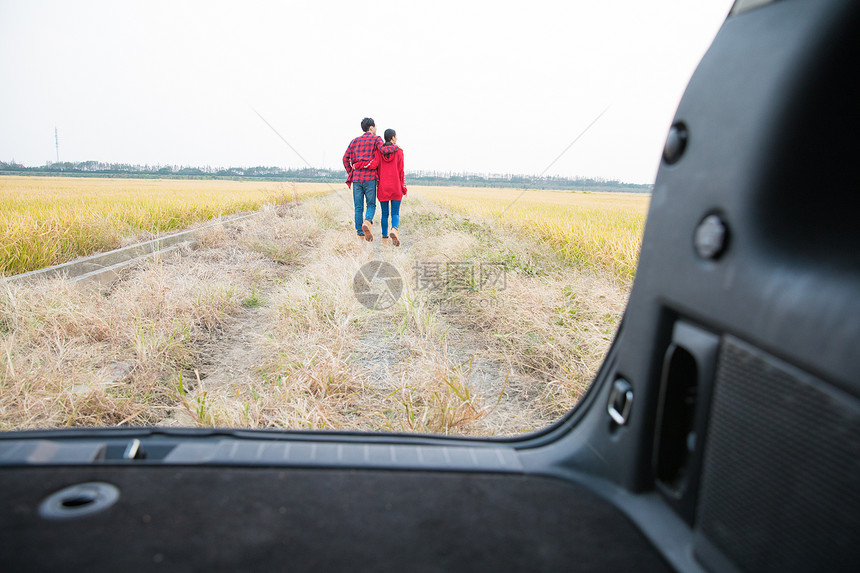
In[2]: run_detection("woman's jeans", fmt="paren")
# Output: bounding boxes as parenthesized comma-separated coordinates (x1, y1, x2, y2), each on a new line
(352, 180, 376, 235)
(380, 200, 401, 237)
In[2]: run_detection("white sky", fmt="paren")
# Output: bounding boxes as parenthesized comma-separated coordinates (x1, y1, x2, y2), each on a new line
(0, 0, 734, 183)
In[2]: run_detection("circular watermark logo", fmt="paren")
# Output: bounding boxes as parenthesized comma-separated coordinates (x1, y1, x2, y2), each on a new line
(353, 261, 403, 310)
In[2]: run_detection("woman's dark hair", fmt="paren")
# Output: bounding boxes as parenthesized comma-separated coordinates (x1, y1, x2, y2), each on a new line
(361, 117, 375, 132)
(384, 129, 396, 144)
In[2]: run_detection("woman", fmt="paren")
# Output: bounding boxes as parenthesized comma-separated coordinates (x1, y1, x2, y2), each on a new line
(375, 129, 407, 246)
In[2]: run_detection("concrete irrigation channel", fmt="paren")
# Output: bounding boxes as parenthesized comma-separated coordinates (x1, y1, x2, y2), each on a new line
(1, 212, 258, 290)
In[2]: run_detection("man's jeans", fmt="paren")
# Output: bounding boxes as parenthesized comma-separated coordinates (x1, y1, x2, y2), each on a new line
(353, 180, 376, 235)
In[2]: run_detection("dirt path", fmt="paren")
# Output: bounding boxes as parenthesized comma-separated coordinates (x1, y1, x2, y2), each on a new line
(1, 190, 628, 436)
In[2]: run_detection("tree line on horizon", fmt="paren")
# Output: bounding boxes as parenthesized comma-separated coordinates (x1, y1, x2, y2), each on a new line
(0, 160, 652, 193)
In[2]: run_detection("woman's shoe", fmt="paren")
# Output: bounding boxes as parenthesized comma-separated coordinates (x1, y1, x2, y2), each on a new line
(390, 227, 400, 247)
(382, 237, 390, 246)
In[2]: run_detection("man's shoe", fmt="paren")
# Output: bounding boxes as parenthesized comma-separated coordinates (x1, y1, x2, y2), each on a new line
(390, 227, 400, 247)
(362, 220, 373, 242)
(382, 237, 390, 246)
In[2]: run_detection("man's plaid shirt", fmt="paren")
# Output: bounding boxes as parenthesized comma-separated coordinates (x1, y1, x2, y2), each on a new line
(343, 132, 384, 184)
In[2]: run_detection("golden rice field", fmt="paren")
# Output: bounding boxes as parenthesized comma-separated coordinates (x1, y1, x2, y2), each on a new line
(413, 186, 650, 284)
(0, 176, 332, 276)
(0, 177, 650, 283)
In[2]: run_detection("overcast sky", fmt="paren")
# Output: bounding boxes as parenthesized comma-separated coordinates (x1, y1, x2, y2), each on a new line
(0, 0, 734, 183)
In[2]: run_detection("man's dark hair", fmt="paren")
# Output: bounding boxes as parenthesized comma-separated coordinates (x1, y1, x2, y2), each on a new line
(384, 129, 396, 144)
(361, 118, 375, 132)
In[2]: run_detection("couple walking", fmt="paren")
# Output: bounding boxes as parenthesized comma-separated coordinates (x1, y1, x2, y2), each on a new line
(343, 117, 407, 246)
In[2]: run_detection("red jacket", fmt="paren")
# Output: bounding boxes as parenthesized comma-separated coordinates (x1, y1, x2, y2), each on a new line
(375, 145, 407, 201)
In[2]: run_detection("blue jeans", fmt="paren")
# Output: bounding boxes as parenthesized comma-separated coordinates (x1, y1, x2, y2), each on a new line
(380, 200, 401, 238)
(352, 180, 376, 235)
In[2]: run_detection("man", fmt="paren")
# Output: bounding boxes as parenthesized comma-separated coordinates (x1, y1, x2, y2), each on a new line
(343, 117, 384, 242)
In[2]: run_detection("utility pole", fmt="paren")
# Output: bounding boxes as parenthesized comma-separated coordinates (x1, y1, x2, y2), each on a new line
(54, 127, 59, 164)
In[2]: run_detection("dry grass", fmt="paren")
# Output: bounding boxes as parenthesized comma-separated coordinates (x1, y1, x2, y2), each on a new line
(0, 176, 330, 276)
(398, 196, 627, 423)
(0, 204, 316, 430)
(169, 204, 495, 434)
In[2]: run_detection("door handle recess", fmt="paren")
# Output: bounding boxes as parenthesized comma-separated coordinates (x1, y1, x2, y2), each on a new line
(608, 378, 634, 426)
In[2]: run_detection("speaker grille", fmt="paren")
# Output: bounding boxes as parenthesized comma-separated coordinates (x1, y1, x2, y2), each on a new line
(697, 337, 860, 572)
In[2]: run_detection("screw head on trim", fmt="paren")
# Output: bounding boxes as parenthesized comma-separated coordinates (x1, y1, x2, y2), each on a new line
(663, 123, 688, 164)
(694, 214, 728, 260)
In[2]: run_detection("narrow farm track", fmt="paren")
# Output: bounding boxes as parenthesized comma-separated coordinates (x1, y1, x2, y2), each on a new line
(159, 284, 281, 427)
(0, 189, 628, 436)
